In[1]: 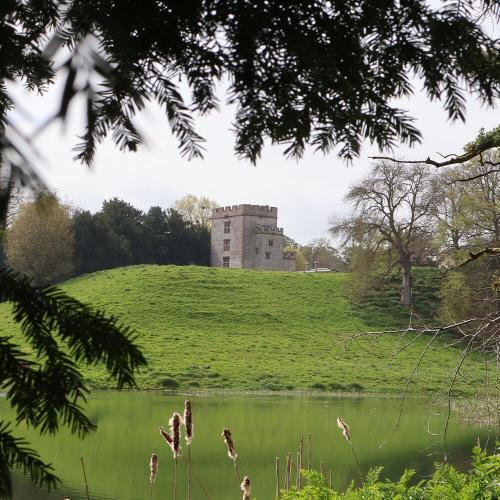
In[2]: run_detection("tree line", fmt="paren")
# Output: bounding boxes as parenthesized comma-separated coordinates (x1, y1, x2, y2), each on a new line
(1, 194, 215, 286)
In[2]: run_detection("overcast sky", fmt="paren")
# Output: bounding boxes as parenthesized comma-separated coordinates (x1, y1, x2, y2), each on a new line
(6, 76, 499, 244)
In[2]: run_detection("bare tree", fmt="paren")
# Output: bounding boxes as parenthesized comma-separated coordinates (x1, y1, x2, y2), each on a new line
(331, 161, 435, 307)
(302, 238, 331, 270)
(5, 182, 32, 229)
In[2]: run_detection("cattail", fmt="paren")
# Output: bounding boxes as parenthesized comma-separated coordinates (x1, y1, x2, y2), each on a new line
(240, 476, 251, 500)
(221, 427, 237, 461)
(337, 416, 363, 484)
(184, 400, 193, 445)
(169, 412, 182, 459)
(149, 453, 158, 484)
(336, 416, 350, 441)
(158, 425, 173, 446)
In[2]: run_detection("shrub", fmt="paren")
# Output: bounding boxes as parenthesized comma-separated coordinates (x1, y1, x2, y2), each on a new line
(310, 382, 327, 390)
(280, 447, 499, 499)
(160, 377, 179, 388)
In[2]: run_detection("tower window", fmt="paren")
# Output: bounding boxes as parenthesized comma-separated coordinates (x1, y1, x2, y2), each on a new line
(265, 252, 271, 260)
(223, 239, 230, 251)
(268, 239, 274, 246)
(224, 220, 231, 234)
(222, 256, 230, 268)
(255, 247, 259, 254)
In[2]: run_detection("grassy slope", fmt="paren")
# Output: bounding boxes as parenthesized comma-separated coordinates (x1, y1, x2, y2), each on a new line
(0, 265, 484, 394)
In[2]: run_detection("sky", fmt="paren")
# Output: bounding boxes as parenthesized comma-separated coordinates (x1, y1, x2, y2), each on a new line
(6, 76, 499, 244)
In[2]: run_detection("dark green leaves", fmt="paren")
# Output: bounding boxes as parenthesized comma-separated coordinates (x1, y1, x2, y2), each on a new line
(0, 269, 147, 497)
(1, 0, 498, 169)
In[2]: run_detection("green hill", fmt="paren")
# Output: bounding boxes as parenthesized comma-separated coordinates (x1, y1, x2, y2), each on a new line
(0, 265, 484, 394)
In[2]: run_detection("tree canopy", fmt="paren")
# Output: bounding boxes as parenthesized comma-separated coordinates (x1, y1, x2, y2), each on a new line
(173, 194, 218, 228)
(0, 1, 498, 184)
(6, 195, 74, 286)
(331, 161, 435, 306)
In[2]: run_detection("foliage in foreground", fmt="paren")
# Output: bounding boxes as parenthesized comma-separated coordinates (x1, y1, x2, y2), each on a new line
(0, 269, 146, 498)
(281, 447, 499, 499)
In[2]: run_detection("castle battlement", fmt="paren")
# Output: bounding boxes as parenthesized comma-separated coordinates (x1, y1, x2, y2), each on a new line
(254, 224, 283, 235)
(283, 251, 297, 260)
(211, 204, 278, 219)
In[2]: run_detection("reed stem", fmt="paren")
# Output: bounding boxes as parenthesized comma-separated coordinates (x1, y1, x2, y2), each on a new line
(80, 456, 90, 500)
(320, 461, 324, 478)
(191, 468, 211, 499)
(307, 433, 311, 470)
(180, 454, 210, 498)
(173, 458, 177, 500)
(349, 441, 364, 485)
(296, 451, 300, 489)
(275, 457, 280, 499)
(188, 446, 191, 500)
(329, 470, 332, 488)
(234, 460, 241, 483)
(299, 435, 303, 470)
(284, 452, 291, 491)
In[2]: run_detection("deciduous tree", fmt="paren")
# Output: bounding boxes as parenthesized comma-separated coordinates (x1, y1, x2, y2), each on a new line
(173, 194, 218, 228)
(5, 195, 74, 286)
(331, 161, 435, 306)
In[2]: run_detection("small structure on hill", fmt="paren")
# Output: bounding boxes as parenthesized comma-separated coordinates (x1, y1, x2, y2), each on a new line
(210, 204, 296, 271)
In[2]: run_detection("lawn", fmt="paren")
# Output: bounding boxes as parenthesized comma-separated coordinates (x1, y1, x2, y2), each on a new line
(0, 265, 485, 394)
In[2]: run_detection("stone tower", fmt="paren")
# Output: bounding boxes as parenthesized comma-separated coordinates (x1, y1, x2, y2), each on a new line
(210, 204, 296, 271)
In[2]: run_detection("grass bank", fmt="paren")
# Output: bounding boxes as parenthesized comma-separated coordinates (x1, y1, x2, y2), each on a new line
(0, 265, 484, 394)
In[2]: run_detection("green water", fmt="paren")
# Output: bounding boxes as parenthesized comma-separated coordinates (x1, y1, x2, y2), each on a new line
(4, 392, 489, 499)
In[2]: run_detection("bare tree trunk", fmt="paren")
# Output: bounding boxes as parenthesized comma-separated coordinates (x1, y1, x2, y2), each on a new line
(399, 255, 412, 307)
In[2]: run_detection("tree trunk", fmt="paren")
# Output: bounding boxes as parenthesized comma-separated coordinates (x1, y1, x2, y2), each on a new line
(452, 230, 460, 251)
(399, 255, 412, 307)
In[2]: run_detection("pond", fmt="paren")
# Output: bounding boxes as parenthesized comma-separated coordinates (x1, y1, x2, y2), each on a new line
(5, 392, 489, 499)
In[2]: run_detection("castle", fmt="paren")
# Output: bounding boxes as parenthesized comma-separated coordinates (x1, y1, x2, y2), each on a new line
(210, 204, 296, 271)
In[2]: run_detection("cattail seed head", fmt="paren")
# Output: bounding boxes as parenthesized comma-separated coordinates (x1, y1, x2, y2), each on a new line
(221, 427, 237, 461)
(149, 453, 158, 484)
(241, 476, 251, 500)
(169, 412, 182, 459)
(184, 400, 193, 445)
(158, 425, 173, 446)
(336, 416, 350, 441)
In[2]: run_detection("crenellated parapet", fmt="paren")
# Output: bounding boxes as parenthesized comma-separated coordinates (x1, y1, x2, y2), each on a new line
(254, 224, 283, 235)
(211, 204, 277, 219)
